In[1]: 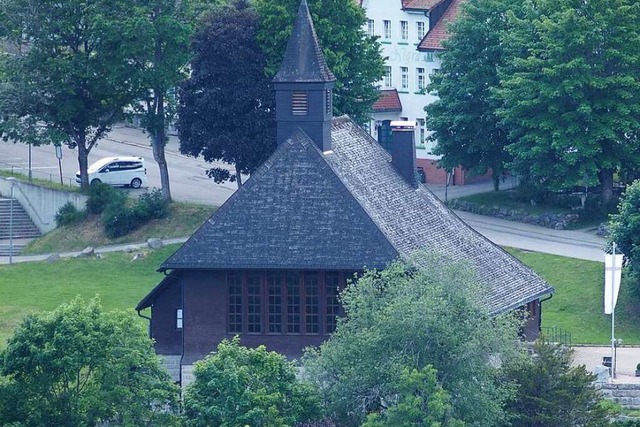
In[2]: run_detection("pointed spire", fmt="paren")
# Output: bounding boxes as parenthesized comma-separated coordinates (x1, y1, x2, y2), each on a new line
(273, 0, 336, 83)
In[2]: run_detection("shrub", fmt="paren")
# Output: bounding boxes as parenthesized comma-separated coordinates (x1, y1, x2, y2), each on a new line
(134, 189, 169, 221)
(54, 202, 85, 227)
(102, 204, 139, 238)
(86, 183, 123, 214)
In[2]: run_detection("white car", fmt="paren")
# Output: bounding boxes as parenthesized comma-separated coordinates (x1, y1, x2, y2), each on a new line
(75, 156, 147, 188)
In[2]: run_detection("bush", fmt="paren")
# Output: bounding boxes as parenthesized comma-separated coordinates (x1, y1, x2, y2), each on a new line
(134, 189, 169, 221)
(86, 183, 123, 214)
(102, 204, 139, 238)
(54, 202, 85, 227)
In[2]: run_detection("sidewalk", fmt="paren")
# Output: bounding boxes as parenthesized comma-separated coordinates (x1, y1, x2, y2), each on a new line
(573, 346, 640, 383)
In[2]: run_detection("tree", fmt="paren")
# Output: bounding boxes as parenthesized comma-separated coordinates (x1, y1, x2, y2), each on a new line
(426, 0, 519, 191)
(608, 179, 640, 291)
(303, 254, 524, 427)
(176, 0, 276, 187)
(183, 337, 321, 427)
(0, 297, 180, 426)
(254, 0, 385, 125)
(497, 0, 640, 205)
(0, 0, 149, 190)
(502, 341, 614, 427)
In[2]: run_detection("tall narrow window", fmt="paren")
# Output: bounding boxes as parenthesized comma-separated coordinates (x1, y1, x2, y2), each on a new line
(228, 273, 242, 333)
(176, 309, 183, 330)
(416, 21, 426, 40)
(305, 272, 319, 334)
(416, 67, 426, 91)
(400, 67, 409, 90)
(383, 20, 391, 39)
(287, 272, 301, 333)
(247, 273, 262, 333)
(325, 89, 332, 114)
(417, 118, 426, 144)
(267, 273, 282, 333)
(383, 66, 392, 88)
(325, 273, 340, 334)
(400, 21, 408, 40)
(367, 19, 375, 37)
(291, 91, 308, 115)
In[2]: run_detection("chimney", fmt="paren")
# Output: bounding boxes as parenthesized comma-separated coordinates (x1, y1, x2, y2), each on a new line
(391, 121, 418, 188)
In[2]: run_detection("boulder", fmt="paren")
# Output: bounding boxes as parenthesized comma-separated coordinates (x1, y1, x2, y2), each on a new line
(147, 238, 164, 250)
(46, 253, 60, 263)
(76, 247, 94, 258)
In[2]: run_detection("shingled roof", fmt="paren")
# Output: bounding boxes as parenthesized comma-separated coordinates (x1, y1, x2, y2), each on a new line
(372, 89, 403, 113)
(161, 116, 553, 314)
(418, 0, 463, 51)
(401, 0, 445, 10)
(273, 0, 336, 83)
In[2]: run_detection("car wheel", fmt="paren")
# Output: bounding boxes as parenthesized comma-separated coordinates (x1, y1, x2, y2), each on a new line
(90, 179, 101, 186)
(130, 178, 142, 189)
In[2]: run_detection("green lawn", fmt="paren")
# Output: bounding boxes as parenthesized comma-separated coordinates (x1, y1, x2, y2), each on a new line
(508, 248, 640, 345)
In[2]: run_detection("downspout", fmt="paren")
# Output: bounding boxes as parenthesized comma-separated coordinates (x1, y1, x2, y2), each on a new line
(538, 293, 553, 332)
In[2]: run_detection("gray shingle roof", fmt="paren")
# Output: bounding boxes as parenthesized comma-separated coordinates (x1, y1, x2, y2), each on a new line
(160, 117, 553, 314)
(272, 0, 336, 83)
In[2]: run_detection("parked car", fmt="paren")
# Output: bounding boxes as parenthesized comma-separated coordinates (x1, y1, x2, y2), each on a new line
(75, 156, 147, 188)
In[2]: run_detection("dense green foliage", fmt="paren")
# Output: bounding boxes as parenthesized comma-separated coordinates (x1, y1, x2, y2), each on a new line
(54, 202, 86, 227)
(183, 337, 321, 427)
(176, 0, 275, 187)
(502, 341, 614, 426)
(497, 0, 640, 204)
(426, 0, 513, 191)
(303, 254, 524, 426)
(254, 0, 384, 125)
(0, 297, 180, 426)
(102, 189, 169, 238)
(608, 180, 640, 291)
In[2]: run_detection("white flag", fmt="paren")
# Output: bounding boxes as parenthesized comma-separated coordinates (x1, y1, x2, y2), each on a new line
(604, 254, 624, 314)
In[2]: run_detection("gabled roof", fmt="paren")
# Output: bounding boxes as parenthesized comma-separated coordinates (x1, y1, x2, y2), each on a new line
(418, 0, 463, 51)
(402, 0, 445, 11)
(372, 89, 403, 113)
(159, 116, 553, 314)
(273, 0, 336, 83)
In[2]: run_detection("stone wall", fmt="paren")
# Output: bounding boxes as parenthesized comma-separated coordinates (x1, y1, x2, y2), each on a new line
(448, 199, 579, 230)
(598, 383, 640, 410)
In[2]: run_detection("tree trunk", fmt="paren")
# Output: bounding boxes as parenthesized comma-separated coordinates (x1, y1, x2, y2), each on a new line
(493, 173, 500, 191)
(150, 91, 172, 202)
(235, 164, 243, 188)
(76, 131, 90, 191)
(599, 168, 614, 206)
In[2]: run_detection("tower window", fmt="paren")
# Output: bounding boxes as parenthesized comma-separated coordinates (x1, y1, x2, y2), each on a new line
(325, 89, 332, 114)
(292, 91, 308, 115)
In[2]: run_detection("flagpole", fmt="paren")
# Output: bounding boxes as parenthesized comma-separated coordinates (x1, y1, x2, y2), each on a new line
(612, 242, 616, 379)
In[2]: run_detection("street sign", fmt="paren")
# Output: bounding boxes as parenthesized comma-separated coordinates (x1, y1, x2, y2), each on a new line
(55, 145, 62, 159)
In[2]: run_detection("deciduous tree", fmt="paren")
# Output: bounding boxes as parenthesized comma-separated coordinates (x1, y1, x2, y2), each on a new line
(497, 0, 640, 204)
(176, 0, 276, 187)
(608, 179, 640, 291)
(254, 0, 385, 125)
(0, 297, 180, 426)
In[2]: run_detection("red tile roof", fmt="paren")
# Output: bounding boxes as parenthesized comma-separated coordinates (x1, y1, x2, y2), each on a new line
(402, 0, 445, 10)
(372, 89, 403, 113)
(418, 0, 463, 51)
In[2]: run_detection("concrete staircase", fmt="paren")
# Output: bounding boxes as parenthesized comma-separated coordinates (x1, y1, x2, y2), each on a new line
(0, 197, 41, 256)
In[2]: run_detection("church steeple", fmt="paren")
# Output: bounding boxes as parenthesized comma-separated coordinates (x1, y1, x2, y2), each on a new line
(273, 0, 336, 152)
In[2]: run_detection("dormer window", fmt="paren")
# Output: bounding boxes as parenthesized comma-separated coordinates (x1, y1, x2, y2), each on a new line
(292, 91, 308, 115)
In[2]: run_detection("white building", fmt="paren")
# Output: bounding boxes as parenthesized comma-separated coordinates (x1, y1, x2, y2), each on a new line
(361, 0, 469, 184)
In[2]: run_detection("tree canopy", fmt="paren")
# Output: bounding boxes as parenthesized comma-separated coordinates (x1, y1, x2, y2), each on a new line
(254, 0, 385, 125)
(176, 0, 276, 187)
(608, 179, 640, 291)
(0, 297, 180, 426)
(0, 0, 149, 190)
(303, 254, 524, 427)
(183, 337, 321, 427)
(497, 0, 640, 204)
(426, 0, 514, 191)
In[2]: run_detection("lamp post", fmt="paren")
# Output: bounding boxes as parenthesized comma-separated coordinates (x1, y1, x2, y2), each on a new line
(6, 177, 16, 265)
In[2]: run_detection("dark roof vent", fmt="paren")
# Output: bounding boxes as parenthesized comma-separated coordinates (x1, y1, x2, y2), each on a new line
(391, 120, 419, 188)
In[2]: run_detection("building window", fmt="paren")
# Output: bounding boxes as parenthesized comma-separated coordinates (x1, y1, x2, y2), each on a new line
(367, 19, 375, 37)
(417, 118, 426, 144)
(292, 91, 308, 116)
(425, 52, 434, 62)
(416, 21, 426, 40)
(305, 272, 319, 334)
(383, 20, 391, 39)
(176, 309, 183, 330)
(228, 273, 242, 333)
(267, 272, 282, 333)
(326, 89, 332, 114)
(287, 272, 301, 333)
(416, 67, 426, 91)
(383, 66, 392, 88)
(400, 21, 408, 40)
(325, 273, 340, 334)
(400, 67, 409, 90)
(247, 273, 262, 333)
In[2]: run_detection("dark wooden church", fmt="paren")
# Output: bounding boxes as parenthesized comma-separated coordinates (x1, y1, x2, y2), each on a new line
(137, 0, 554, 385)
